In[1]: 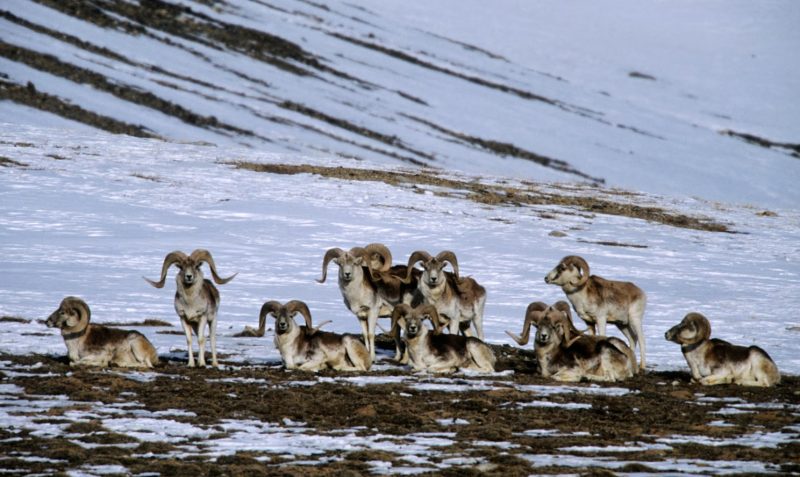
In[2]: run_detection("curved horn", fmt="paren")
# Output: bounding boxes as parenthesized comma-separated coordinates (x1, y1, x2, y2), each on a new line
(317, 248, 344, 283)
(416, 304, 442, 334)
(553, 300, 572, 319)
(505, 301, 546, 345)
(435, 250, 460, 280)
(255, 300, 283, 338)
(391, 303, 412, 334)
(286, 300, 314, 335)
(364, 243, 392, 272)
(144, 251, 188, 288)
(557, 313, 573, 346)
(687, 312, 712, 342)
(565, 256, 590, 288)
(552, 300, 582, 338)
(191, 249, 237, 285)
(64, 296, 91, 324)
(404, 250, 432, 283)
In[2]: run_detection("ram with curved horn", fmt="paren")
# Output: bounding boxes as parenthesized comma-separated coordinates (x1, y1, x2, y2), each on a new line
(545, 255, 647, 371)
(392, 304, 495, 373)
(405, 250, 486, 339)
(317, 244, 419, 363)
(46, 296, 159, 368)
(506, 301, 583, 347)
(665, 312, 779, 387)
(144, 249, 236, 367)
(534, 307, 636, 382)
(255, 300, 371, 371)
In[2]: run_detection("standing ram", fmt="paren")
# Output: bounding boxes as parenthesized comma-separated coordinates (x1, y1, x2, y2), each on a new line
(144, 249, 236, 368)
(404, 250, 486, 339)
(545, 255, 646, 371)
(317, 243, 419, 362)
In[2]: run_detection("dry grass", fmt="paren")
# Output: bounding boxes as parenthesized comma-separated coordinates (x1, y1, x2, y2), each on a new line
(230, 162, 731, 232)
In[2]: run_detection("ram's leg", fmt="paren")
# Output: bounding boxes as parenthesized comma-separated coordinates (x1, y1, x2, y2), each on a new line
(209, 317, 219, 368)
(700, 373, 733, 386)
(474, 295, 486, 340)
(633, 319, 646, 371)
(551, 368, 583, 382)
(181, 319, 196, 367)
(595, 314, 608, 337)
(196, 316, 208, 367)
(358, 316, 371, 358)
(391, 321, 406, 363)
(366, 308, 379, 362)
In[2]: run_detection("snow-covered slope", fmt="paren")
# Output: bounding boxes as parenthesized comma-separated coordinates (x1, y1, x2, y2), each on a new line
(2, 0, 799, 208)
(1, 124, 798, 375)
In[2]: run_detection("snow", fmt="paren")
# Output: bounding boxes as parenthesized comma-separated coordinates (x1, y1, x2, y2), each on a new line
(0, 123, 798, 376)
(1, 1, 799, 474)
(514, 400, 592, 410)
(2, 0, 799, 207)
(521, 454, 779, 475)
(2, 123, 795, 474)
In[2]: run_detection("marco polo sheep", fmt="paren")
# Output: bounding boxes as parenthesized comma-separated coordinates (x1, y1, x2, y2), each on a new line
(144, 249, 236, 367)
(665, 312, 780, 387)
(256, 300, 371, 371)
(506, 301, 582, 347)
(545, 255, 646, 370)
(404, 250, 486, 339)
(317, 243, 418, 362)
(534, 307, 636, 382)
(391, 303, 495, 373)
(46, 296, 158, 368)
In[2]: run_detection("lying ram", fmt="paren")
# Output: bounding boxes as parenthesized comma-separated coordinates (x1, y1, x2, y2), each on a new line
(534, 304, 636, 382)
(391, 303, 495, 373)
(665, 312, 779, 387)
(46, 296, 159, 368)
(256, 300, 371, 371)
(545, 255, 646, 371)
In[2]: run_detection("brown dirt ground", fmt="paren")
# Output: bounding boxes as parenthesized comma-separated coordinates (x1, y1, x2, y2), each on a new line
(1, 337, 797, 476)
(230, 161, 731, 233)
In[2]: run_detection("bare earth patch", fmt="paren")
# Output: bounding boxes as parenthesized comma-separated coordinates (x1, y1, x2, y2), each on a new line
(230, 161, 730, 232)
(1, 339, 797, 476)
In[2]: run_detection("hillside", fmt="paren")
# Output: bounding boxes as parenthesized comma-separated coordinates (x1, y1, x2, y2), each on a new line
(2, 0, 799, 207)
(1, 1, 799, 475)
(1, 123, 799, 475)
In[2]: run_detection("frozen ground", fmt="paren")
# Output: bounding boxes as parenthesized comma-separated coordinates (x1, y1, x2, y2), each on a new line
(1, 0, 798, 474)
(0, 123, 798, 474)
(1, 124, 798, 375)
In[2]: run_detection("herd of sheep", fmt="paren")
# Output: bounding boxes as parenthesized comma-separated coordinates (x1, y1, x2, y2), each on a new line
(44, 245, 781, 387)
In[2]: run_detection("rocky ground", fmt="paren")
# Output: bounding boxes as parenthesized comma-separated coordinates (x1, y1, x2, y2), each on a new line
(1, 336, 797, 476)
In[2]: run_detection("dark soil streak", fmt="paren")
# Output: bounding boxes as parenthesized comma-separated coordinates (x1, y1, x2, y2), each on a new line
(328, 32, 559, 106)
(279, 101, 433, 165)
(0, 156, 29, 168)
(722, 129, 800, 158)
(230, 162, 730, 232)
(0, 42, 262, 139)
(327, 32, 662, 142)
(0, 80, 156, 138)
